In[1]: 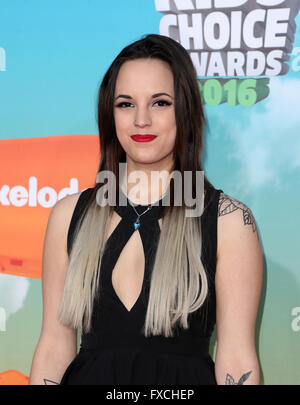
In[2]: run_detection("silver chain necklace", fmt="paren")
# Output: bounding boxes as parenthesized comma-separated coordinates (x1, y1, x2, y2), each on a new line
(127, 199, 152, 230)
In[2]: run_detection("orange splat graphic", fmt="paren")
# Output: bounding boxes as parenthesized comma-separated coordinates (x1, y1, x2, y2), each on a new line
(0, 370, 29, 385)
(0, 135, 100, 279)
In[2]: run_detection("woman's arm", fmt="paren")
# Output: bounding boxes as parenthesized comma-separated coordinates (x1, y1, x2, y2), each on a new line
(29, 193, 81, 385)
(214, 192, 263, 385)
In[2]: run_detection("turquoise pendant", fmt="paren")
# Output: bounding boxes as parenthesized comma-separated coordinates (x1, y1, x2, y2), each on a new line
(134, 216, 140, 230)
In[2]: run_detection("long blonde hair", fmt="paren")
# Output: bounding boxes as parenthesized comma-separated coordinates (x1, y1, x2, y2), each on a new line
(57, 34, 215, 337)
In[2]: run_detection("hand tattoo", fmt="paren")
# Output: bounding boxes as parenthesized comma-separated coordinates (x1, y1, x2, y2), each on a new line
(225, 370, 252, 385)
(44, 378, 59, 385)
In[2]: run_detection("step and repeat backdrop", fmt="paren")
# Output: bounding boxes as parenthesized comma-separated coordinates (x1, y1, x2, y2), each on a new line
(0, 0, 299, 385)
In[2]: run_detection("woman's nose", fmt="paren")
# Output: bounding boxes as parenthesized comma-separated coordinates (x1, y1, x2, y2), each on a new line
(134, 108, 152, 127)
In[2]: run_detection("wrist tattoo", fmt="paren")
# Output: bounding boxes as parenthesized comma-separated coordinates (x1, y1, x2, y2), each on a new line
(225, 370, 252, 385)
(44, 378, 59, 385)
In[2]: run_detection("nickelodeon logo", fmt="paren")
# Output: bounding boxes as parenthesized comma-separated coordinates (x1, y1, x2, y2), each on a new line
(1, 177, 80, 208)
(0, 135, 100, 279)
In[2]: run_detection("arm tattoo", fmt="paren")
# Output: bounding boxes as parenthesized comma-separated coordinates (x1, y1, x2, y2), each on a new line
(225, 370, 252, 385)
(218, 193, 257, 233)
(44, 378, 59, 385)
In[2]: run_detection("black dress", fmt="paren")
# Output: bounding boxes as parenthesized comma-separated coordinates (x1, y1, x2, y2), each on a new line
(59, 185, 223, 385)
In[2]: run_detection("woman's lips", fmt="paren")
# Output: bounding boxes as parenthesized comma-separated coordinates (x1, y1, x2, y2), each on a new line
(130, 134, 157, 143)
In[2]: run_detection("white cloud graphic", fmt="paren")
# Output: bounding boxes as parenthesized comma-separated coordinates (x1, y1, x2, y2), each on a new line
(0, 274, 30, 327)
(227, 77, 300, 191)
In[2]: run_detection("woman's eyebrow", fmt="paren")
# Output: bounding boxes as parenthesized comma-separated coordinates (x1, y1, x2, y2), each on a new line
(152, 92, 173, 99)
(114, 92, 173, 100)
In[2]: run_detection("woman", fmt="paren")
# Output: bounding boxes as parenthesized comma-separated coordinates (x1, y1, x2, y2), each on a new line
(29, 34, 263, 385)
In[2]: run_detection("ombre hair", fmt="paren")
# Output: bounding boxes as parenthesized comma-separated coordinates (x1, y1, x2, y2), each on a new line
(58, 34, 215, 337)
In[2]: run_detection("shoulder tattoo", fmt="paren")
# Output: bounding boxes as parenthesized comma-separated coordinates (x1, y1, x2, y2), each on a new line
(218, 192, 257, 233)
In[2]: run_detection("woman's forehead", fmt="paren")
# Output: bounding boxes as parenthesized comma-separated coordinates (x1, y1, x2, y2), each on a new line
(115, 59, 174, 93)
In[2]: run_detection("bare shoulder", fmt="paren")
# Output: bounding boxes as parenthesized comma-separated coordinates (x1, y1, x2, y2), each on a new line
(53, 191, 82, 215)
(218, 192, 257, 232)
(216, 191, 260, 259)
(50, 191, 82, 226)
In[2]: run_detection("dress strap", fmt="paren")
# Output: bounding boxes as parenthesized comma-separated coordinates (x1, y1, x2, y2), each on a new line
(201, 187, 223, 283)
(67, 188, 93, 257)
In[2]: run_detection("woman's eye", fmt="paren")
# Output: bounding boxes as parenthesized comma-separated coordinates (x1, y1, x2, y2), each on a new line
(153, 100, 172, 107)
(115, 102, 133, 108)
(115, 100, 172, 108)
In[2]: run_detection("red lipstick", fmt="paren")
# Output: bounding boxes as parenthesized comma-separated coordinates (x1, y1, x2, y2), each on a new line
(131, 134, 157, 143)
